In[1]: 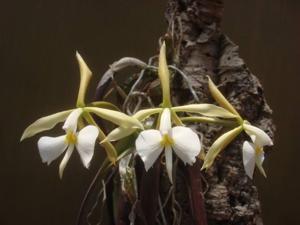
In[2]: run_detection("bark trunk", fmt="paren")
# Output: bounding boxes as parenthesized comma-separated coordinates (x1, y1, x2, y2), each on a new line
(164, 0, 275, 225)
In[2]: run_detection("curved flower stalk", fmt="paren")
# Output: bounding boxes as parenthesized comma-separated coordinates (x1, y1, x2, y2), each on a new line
(21, 52, 143, 175)
(135, 108, 201, 183)
(202, 77, 273, 178)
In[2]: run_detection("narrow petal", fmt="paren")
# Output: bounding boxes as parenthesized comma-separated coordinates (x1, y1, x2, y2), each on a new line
(255, 149, 267, 178)
(203, 126, 243, 169)
(159, 108, 172, 134)
(172, 104, 237, 118)
(37, 135, 68, 165)
(243, 124, 273, 147)
(76, 125, 99, 168)
(102, 127, 137, 143)
(89, 101, 120, 111)
(242, 141, 256, 179)
(21, 109, 73, 141)
(207, 76, 241, 117)
(158, 42, 171, 106)
(165, 146, 173, 183)
(63, 108, 83, 132)
(133, 108, 163, 121)
(76, 52, 92, 107)
(85, 107, 143, 129)
(171, 126, 201, 165)
(59, 145, 74, 179)
(135, 130, 163, 171)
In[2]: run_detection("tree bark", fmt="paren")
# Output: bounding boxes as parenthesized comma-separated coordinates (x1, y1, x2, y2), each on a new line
(165, 0, 275, 225)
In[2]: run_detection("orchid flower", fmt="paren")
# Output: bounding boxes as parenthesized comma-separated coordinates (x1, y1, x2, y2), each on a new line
(102, 42, 237, 143)
(135, 108, 201, 183)
(21, 52, 143, 167)
(38, 108, 99, 178)
(202, 76, 273, 178)
(242, 122, 273, 178)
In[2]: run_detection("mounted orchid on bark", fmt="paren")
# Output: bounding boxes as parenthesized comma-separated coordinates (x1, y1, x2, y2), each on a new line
(20, 32, 274, 225)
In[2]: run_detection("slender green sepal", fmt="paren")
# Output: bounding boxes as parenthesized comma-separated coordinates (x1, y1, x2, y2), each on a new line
(207, 76, 241, 118)
(158, 42, 172, 107)
(172, 104, 237, 118)
(133, 108, 163, 121)
(181, 116, 237, 127)
(84, 107, 143, 129)
(21, 109, 73, 141)
(170, 110, 184, 126)
(76, 52, 92, 107)
(102, 127, 137, 143)
(102, 108, 162, 143)
(202, 126, 243, 169)
(89, 101, 121, 111)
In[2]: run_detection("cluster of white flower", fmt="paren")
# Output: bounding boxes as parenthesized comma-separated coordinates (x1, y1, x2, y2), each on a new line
(21, 43, 273, 182)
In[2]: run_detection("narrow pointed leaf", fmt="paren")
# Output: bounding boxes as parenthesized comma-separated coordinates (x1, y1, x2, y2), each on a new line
(172, 104, 237, 118)
(203, 126, 243, 169)
(21, 109, 73, 141)
(207, 76, 240, 117)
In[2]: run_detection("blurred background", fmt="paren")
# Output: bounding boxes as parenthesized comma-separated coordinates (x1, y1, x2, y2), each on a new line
(0, 0, 299, 225)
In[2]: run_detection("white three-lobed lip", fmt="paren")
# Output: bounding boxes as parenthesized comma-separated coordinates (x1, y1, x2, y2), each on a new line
(135, 108, 201, 183)
(37, 108, 99, 178)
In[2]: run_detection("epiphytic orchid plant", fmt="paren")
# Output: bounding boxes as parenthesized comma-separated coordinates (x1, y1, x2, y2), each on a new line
(21, 42, 273, 182)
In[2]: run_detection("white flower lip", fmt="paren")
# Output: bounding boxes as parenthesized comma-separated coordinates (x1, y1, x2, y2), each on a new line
(135, 108, 201, 183)
(37, 110, 99, 178)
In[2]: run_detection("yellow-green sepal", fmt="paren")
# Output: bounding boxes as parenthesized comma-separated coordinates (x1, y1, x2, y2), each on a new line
(172, 104, 237, 118)
(20, 109, 73, 141)
(89, 101, 121, 111)
(84, 107, 143, 129)
(158, 42, 172, 107)
(133, 108, 163, 120)
(207, 76, 241, 118)
(102, 108, 162, 143)
(76, 52, 92, 107)
(202, 126, 243, 170)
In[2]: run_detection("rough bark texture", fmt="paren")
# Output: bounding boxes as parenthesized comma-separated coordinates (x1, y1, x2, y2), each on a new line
(165, 0, 275, 225)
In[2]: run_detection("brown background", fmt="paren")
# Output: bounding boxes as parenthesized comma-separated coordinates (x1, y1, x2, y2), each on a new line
(1, 1, 299, 225)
